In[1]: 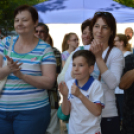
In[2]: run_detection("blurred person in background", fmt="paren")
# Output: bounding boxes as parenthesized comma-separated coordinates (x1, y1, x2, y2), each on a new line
(35, 23, 61, 134)
(125, 27, 134, 53)
(114, 33, 132, 129)
(81, 19, 93, 45)
(46, 34, 62, 77)
(35, 22, 49, 41)
(61, 32, 79, 67)
(119, 43, 134, 134)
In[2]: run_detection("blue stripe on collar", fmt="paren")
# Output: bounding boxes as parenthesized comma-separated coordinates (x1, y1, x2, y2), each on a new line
(75, 76, 94, 91)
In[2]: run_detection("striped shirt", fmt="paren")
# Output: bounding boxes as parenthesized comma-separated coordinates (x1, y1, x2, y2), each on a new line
(0, 36, 56, 111)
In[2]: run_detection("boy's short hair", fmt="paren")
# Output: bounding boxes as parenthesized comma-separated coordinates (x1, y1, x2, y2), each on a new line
(72, 50, 95, 66)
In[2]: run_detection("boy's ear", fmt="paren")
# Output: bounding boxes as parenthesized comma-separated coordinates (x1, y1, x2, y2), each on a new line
(89, 65, 94, 74)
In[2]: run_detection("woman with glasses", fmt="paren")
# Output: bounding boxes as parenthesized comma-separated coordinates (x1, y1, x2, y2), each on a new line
(64, 12, 124, 134)
(0, 5, 56, 134)
(61, 32, 79, 67)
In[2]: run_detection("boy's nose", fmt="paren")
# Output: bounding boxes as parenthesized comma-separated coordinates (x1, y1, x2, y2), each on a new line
(75, 66, 78, 70)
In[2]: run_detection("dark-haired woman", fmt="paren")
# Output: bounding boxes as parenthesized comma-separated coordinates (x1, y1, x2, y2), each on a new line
(65, 12, 124, 134)
(81, 19, 92, 45)
(0, 5, 56, 134)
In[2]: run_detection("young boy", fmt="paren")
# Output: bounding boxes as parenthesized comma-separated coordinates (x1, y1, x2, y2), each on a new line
(58, 50, 104, 134)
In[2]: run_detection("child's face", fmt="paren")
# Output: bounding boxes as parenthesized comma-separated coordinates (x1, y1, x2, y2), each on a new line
(68, 34, 79, 50)
(72, 56, 94, 83)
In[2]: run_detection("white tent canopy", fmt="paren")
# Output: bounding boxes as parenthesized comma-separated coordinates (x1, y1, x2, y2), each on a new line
(34, 0, 134, 51)
(34, 0, 134, 23)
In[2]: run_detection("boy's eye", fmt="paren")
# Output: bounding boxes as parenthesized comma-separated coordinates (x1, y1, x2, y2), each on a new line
(72, 64, 76, 67)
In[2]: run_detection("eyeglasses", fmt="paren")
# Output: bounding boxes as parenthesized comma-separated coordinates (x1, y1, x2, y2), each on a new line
(35, 30, 46, 33)
(70, 38, 79, 42)
(95, 12, 112, 17)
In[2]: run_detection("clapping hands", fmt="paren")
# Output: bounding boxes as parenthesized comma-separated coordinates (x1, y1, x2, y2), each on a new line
(58, 82, 82, 98)
(58, 82, 69, 97)
(6, 55, 23, 78)
(90, 39, 103, 59)
(71, 83, 82, 98)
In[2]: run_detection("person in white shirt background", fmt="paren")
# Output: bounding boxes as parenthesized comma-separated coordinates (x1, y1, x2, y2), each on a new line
(114, 33, 132, 128)
(65, 11, 124, 134)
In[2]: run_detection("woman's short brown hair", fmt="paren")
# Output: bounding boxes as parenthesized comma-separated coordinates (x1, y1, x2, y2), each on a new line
(14, 5, 38, 23)
(81, 19, 91, 33)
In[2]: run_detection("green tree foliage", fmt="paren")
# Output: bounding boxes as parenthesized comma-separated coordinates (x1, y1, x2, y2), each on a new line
(0, 0, 46, 35)
(114, 0, 134, 8)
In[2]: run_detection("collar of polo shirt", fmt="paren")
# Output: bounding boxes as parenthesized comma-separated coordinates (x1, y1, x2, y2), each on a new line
(75, 76, 94, 91)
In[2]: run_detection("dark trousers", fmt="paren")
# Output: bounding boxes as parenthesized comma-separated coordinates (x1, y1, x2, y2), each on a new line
(116, 94, 124, 121)
(101, 116, 120, 134)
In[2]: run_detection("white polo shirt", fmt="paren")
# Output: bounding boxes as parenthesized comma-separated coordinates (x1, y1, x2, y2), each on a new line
(67, 76, 104, 134)
(65, 45, 124, 118)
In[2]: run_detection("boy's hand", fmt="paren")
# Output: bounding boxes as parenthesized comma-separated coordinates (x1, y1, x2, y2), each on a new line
(71, 83, 82, 98)
(58, 82, 69, 97)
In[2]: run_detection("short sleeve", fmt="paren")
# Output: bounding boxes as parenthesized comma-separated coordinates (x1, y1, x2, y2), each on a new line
(90, 80, 105, 108)
(41, 45, 56, 65)
(0, 37, 7, 57)
(61, 52, 66, 61)
(61, 51, 70, 61)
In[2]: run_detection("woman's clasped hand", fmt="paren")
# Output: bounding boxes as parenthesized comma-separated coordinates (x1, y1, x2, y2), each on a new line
(90, 39, 103, 59)
(6, 55, 23, 78)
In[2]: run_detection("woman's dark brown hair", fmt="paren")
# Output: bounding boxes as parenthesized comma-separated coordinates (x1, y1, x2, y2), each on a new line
(81, 19, 91, 33)
(90, 12, 116, 48)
